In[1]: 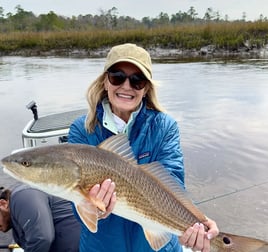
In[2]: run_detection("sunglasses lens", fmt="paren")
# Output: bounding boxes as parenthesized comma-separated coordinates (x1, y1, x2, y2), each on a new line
(107, 71, 147, 90)
(129, 74, 147, 90)
(108, 71, 127, 86)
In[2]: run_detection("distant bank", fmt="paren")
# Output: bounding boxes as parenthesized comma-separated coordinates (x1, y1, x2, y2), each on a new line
(2, 45, 268, 61)
(1, 21, 268, 60)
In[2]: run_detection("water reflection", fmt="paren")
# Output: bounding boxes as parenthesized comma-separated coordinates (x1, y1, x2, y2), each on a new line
(0, 56, 268, 241)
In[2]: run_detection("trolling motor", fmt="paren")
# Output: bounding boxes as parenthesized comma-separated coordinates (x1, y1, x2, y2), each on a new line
(26, 100, 38, 120)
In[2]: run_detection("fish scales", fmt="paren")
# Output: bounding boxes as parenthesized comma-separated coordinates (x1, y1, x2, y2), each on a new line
(68, 144, 202, 233)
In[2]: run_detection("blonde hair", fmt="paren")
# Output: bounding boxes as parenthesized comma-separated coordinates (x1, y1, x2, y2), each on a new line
(85, 73, 165, 132)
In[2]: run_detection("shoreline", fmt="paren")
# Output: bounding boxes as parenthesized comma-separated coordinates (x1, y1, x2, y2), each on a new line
(2, 45, 268, 61)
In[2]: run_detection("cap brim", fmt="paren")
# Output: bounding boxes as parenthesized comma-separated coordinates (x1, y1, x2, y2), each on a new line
(105, 58, 152, 81)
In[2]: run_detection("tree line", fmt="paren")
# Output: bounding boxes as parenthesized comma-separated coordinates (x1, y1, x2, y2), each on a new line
(0, 5, 267, 56)
(0, 5, 267, 32)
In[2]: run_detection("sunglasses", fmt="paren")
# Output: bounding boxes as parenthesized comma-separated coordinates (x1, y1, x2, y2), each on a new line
(107, 70, 148, 90)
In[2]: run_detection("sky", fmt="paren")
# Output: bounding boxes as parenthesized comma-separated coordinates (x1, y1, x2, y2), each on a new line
(0, 0, 267, 21)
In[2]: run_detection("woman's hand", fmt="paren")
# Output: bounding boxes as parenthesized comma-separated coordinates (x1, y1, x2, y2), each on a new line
(89, 178, 116, 219)
(179, 217, 219, 252)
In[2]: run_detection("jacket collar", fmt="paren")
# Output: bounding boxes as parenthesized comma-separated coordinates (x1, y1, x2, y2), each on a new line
(98, 98, 145, 135)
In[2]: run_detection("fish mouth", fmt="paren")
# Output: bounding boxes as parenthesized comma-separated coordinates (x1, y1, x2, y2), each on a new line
(1, 156, 25, 182)
(2, 165, 22, 181)
(1, 156, 9, 165)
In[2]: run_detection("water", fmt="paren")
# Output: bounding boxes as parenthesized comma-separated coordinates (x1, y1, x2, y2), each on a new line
(0, 56, 268, 246)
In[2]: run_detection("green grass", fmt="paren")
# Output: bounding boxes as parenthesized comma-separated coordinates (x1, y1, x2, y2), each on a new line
(0, 21, 268, 53)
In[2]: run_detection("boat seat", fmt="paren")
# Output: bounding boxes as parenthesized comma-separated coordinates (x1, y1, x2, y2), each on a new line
(22, 109, 87, 148)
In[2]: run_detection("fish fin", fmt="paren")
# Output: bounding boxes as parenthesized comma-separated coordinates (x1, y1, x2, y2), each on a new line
(144, 229, 173, 251)
(90, 196, 106, 212)
(76, 198, 99, 233)
(141, 162, 207, 222)
(97, 134, 137, 164)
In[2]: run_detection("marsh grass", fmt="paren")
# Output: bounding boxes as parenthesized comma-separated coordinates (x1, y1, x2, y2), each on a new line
(0, 22, 267, 53)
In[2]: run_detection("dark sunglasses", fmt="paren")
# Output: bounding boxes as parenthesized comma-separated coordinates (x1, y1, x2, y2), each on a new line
(107, 70, 148, 90)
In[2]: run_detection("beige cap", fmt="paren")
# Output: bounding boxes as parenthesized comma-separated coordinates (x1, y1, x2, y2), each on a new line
(104, 43, 152, 80)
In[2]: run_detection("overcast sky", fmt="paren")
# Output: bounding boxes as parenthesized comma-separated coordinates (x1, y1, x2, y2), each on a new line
(1, 0, 267, 21)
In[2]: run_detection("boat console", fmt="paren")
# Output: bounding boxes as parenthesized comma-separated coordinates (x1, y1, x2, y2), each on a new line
(22, 101, 87, 148)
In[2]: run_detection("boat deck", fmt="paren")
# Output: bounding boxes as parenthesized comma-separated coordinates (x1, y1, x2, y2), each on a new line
(22, 109, 87, 147)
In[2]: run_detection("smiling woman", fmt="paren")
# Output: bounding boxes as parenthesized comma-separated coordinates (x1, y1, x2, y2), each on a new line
(67, 43, 219, 252)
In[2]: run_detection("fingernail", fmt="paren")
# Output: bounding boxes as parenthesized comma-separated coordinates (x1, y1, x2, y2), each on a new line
(193, 223, 200, 229)
(207, 233, 212, 240)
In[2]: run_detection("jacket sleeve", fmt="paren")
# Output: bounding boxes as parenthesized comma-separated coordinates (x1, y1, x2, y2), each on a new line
(156, 116, 185, 189)
(68, 115, 89, 144)
(11, 189, 55, 252)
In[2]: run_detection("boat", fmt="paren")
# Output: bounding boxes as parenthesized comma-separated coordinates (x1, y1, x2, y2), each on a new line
(22, 101, 87, 148)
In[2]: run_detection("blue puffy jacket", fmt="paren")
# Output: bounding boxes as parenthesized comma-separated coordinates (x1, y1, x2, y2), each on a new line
(68, 101, 184, 252)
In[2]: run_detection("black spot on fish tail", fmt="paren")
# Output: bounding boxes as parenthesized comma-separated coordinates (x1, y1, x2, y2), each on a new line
(223, 236, 231, 245)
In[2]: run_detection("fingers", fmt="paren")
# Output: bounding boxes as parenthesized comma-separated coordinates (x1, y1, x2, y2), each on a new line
(102, 190, 116, 219)
(192, 223, 211, 252)
(204, 217, 219, 240)
(202, 234, 211, 252)
(179, 223, 210, 252)
(192, 223, 205, 250)
(181, 223, 202, 248)
(96, 178, 115, 207)
(180, 218, 219, 252)
(89, 179, 116, 219)
(186, 223, 201, 248)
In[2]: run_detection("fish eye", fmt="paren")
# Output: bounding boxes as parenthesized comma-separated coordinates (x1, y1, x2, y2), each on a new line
(21, 160, 31, 167)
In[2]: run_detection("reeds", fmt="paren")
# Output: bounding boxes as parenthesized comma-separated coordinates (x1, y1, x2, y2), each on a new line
(0, 21, 267, 53)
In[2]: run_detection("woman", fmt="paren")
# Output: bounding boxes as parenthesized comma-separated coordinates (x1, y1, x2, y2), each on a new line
(68, 43, 219, 251)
